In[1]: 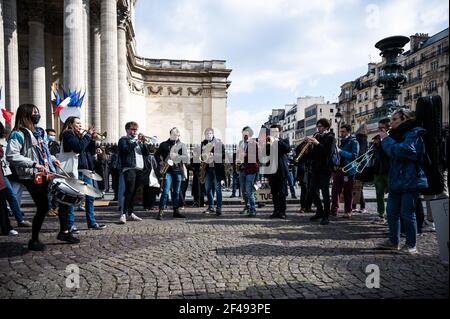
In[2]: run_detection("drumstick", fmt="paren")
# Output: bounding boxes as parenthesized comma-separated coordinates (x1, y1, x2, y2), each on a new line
(55, 163, 72, 178)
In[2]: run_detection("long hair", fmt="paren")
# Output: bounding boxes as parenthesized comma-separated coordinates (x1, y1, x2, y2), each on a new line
(60, 116, 81, 140)
(13, 104, 37, 132)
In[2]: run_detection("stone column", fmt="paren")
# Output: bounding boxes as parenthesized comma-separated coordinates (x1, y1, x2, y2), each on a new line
(0, 0, 6, 124)
(3, 0, 20, 122)
(63, 0, 85, 120)
(101, 0, 119, 142)
(117, 9, 129, 133)
(82, 0, 90, 126)
(28, 0, 47, 122)
(90, 4, 101, 131)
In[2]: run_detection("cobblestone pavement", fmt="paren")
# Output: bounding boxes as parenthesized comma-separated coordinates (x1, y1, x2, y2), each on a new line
(0, 203, 448, 299)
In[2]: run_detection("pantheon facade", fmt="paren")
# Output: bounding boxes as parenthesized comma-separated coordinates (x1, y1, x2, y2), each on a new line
(0, 0, 232, 143)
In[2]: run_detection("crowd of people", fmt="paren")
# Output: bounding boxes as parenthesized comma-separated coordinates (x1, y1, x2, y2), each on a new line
(0, 103, 448, 256)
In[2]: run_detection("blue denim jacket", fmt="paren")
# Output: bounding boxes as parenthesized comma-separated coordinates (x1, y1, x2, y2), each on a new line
(382, 127, 428, 193)
(339, 135, 359, 176)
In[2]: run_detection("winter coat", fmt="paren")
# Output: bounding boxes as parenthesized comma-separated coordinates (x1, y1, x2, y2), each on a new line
(339, 135, 360, 177)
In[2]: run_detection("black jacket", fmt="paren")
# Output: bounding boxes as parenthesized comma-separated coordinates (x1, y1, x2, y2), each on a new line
(310, 132, 335, 174)
(118, 136, 149, 170)
(267, 138, 291, 179)
(201, 138, 226, 181)
(61, 131, 95, 170)
(154, 139, 189, 173)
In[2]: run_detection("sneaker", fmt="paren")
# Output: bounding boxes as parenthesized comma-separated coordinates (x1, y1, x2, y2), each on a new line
(216, 208, 222, 216)
(157, 210, 164, 220)
(297, 208, 306, 214)
(278, 213, 287, 220)
(230, 195, 236, 198)
(57, 232, 80, 244)
(247, 211, 256, 217)
(378, 239, 400, 251)
(17, 221, 32, 228)
(28, 239, 46, 251)
(203, 208, 215, 214)
(88, 224, 106, 230)
(9, 229, 19, 236)
(240, 208, 249, 215)
(119, 214, 127, 224)
(400, 245, 418, 255)
(342, 213, 352, 219)
(130, 213, 142, 221)
(360, 209, 368, 214)
(423, 220, 436, 232)
(320, 218, 329, 225)
(69, 226, 79, 235)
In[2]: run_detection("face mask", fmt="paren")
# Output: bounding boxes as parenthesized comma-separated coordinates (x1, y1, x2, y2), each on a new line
(31, 114, 41, 125)
(48, 136, 56, 142)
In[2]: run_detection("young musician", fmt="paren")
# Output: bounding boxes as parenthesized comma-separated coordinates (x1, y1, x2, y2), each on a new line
(118, 122, 148, 224)
(155, 128, 189, 220)
(266, 125, 291, 219)
(201, 128, 225, 216)
(6, 104, 61, 251)
(305, 119, 335, 225)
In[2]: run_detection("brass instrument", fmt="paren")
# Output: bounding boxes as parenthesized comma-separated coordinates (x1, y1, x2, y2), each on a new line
(137, 134, 157, 145)
(294, 133, 320, 162)
(341, 145, 375, 174)
(199, 142, 215, 184)
(81, 128, 107, 141)
(160, 159, 174, 191)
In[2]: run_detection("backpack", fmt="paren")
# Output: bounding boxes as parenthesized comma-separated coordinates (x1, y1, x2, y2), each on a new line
(328, 135, 341, 172)
(416, 95, 445, 195)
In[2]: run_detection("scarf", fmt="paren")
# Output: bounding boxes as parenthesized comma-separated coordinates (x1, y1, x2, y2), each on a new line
(388, 120, 417, 142)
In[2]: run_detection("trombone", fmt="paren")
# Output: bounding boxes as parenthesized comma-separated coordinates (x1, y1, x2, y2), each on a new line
(341, 144, 375, 174)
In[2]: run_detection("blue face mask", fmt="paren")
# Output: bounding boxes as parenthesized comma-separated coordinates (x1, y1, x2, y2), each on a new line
(48, 136, 56, 142)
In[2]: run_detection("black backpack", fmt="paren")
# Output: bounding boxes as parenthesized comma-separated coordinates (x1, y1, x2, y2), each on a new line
(415, 95, 445, 195)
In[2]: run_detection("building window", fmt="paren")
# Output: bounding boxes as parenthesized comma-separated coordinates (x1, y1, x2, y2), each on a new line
(359, 107, 362, 114)
(330, 109, 334, 113)
(431, 61, 439, 71)
(429, 80, 438, 92)
(417, 69, 422, 78)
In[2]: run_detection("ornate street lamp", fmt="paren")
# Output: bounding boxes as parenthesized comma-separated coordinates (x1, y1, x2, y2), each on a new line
(370, 35, 410, 122)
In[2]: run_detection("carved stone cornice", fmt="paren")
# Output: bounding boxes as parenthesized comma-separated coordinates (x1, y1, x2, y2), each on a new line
(168, 86, 183, 96)
(117, 7, 130, 30)
(187, 87, 203, 96)
(147, 86, 164, 96)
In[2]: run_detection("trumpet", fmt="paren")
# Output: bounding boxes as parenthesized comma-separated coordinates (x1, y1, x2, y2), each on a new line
(341, 145, 375, 174)
(137, 134, 157, 144)
(81, 128, 107, 141)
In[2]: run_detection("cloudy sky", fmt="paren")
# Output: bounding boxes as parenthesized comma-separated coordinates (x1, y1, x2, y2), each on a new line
(134, 0, 449, 142)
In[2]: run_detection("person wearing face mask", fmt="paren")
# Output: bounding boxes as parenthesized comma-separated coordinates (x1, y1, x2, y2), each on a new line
(236, 126, 259, 217)
(45, 129, 60, 156)
(201, 128, 226, 216)
(330, 124, 359, 219)
(118, 122, 148, 224)
(378, 108, 428, 255)
(6, 104, 62, 251)
(155, 127, 189, 220)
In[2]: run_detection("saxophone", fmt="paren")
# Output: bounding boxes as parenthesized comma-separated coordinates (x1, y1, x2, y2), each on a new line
(199, 142, 215, 184)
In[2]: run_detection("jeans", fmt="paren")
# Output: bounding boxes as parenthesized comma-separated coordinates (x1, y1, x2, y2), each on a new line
(68, 173, 97, 229)
(3, 176, 24, 223)
(386, 191, 419, 247)
(287, 170, 296, 197)
(10, 181, 25, 207)
(205, 168, 222, 209)
(231, 172, 239, 196)
(240, 172, 256, 212)
(374, 174, 389, 217)
(118, 173, 125, 210)
(159, 171, 182, 211)
(306, 171, 331, 217)
(331, 171, 355, 215)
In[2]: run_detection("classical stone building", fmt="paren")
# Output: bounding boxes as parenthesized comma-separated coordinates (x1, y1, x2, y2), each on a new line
(338, 28, 448, 136)
(0, 0, 232, 143)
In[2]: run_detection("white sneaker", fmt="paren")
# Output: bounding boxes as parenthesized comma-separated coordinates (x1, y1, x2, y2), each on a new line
(423, 220, 436, 232)
(119, 214, 127, 224)
(130, 213, 142, 221)
(9, 229, 19, 236)
(401, 245, 418, 255)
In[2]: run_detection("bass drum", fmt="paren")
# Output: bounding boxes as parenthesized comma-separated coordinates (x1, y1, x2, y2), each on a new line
(51, 178, 85, 206)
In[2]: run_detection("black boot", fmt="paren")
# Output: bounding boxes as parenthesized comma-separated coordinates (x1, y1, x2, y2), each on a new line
(310, 213, 323, 221)
(173, 209, 186, 219)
